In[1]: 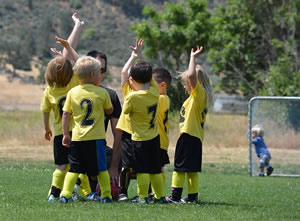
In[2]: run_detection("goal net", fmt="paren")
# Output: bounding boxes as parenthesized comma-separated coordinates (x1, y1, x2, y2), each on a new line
(248, 96, 300, 177)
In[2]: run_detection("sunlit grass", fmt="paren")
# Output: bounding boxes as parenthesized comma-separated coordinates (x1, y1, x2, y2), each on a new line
(0, 159, 299, 221)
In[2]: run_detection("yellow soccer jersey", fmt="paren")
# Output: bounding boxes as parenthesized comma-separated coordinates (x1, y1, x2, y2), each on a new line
(63, 84, 112, 141)
(157, 95, 170, 150)
(179, 81, 207, 142)
(116, 82, 132, 134)
(40, 75, 79, 135)
(122, 80, 160, 141)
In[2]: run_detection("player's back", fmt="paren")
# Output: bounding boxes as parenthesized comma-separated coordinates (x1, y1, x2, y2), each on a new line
(63, 83, 112, 141)
(123, 80, 159, 141)
(41, 75, 79, 135)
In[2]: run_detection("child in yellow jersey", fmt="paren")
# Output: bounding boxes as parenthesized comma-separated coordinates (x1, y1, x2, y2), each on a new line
(152, 68, 172, 184)
(168, 46, 213, 204)
(116, 39, 166, 204)
(41, 37, 79, 202)
(59, 56, 113, 203)
(116, 40, 142, 202)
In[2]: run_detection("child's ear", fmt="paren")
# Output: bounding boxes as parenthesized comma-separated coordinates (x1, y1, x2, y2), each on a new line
(160, 82, 167, 88)
(89, 72, 95, 78)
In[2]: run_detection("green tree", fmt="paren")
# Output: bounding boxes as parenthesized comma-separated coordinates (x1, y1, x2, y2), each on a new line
(132, 0, 211, 70)
(208, 0, 299, 98)
(59, 10, 74, 39)
(132, 0, 211, 110)
(37, 16, 55, 59)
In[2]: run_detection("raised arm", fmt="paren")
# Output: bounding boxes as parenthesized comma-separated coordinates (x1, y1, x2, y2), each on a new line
(56, 36, 79, 62)
(187, 46, 203, 89)
(121, 39, 144, 87)
(62, 13, 84, 59)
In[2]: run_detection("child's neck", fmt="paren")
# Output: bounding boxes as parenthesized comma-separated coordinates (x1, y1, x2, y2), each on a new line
(135, 82, 150, 91)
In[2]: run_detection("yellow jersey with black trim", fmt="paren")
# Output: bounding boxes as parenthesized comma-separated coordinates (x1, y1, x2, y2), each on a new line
(63, 84, 112, 141)
(40, 75, 79, 135)
(179, 81, 207, 142)
(157, 95, 170, 150)
(122, 80, 160, 141)
(116, 82, 132, 134)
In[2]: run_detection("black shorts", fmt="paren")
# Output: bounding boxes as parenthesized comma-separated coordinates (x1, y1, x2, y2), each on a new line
(160, 149, 170, 167)
(174, 133, 202, 172)
(68, 140, 106, 176)
(121, 132, 134, 169)
(132, 135, 161, 174)
(53, 134, 70, 165)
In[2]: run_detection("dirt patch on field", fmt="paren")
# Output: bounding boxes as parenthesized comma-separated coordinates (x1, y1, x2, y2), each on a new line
(0, 144, 250, 164)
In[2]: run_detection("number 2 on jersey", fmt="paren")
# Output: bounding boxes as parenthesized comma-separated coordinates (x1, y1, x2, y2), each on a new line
(147, 103, 157, 129)
(80, 99, 95, 126)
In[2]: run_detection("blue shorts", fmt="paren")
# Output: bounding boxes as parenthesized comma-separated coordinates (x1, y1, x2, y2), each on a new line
(258, 154, 271, 168)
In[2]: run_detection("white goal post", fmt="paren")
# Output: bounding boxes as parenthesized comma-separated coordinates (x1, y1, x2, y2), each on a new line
(248, 96, 300, 177)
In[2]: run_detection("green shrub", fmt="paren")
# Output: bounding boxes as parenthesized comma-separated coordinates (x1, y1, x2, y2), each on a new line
(69, 0, 82, 9)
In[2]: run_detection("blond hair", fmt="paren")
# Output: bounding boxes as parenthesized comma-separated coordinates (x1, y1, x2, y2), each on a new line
(45, 56, 73, 88)
(181, 64, 213, 106)
(73, 56, 101, 80)
(252, 125, 264, 137)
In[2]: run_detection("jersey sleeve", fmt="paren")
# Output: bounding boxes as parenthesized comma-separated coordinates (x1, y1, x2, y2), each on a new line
(252, 137, 260, 144)
(62, 90, 72, 113)
(122, 95, 133, 115)
(40, 89, 51, 112)
(122, 81, 132, 98)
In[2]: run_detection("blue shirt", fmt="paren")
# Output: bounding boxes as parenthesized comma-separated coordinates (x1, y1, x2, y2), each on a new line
(252, 136, 270, 157)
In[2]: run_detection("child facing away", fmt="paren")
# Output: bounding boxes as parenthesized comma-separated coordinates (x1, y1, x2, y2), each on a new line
(152, 68, 172, 184)
(41, 37, 79, 202)
(116, 40, 143, 202)
(251, 125, 274, 176)
(116, 39, 166, 204)
(59, 56, 113, 203)
(168, 46, 213, 204)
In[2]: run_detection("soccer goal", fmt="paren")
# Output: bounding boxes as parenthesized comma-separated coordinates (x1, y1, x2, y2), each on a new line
(248, 96, 300, 177)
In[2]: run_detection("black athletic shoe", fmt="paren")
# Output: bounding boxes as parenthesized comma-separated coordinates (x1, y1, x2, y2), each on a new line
(267, 167, 274, 176)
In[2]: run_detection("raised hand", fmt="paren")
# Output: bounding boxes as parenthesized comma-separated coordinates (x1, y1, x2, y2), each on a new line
(50, 48, 63, 56)
(72, 13, 84, 26)
(190, 46, 203, 58)
(129, 39, 144, 58)
(56, 36, 69, 49)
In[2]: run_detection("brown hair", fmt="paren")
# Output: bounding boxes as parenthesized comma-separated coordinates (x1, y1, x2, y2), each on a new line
(45, 56, 73, 88)
(153, 68, 172, 87)
(129, 61, 152, 84)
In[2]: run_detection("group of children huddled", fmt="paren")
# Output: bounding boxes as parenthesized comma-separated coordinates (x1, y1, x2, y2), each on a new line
(41, 13, 273, 205)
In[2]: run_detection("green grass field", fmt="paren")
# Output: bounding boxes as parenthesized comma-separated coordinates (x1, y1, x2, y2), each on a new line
(0, 159, 299, 221)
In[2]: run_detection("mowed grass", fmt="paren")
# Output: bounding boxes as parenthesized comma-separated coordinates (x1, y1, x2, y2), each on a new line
(0, 160, 299, 221)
